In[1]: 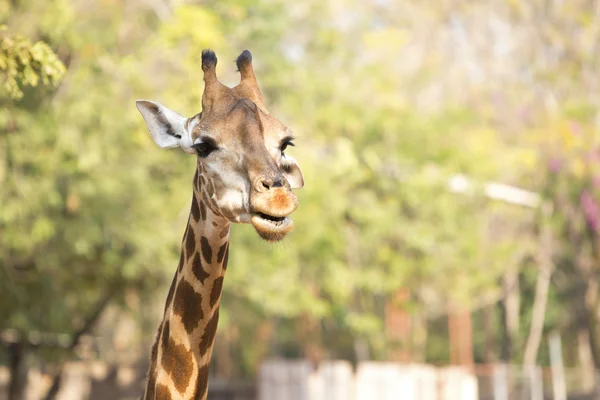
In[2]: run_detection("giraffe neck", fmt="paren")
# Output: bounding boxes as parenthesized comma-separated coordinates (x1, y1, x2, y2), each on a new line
(143, 169, 230, 400)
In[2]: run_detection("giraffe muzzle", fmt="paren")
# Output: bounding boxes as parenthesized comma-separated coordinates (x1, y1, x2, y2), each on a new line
(250, 212, 294, 242)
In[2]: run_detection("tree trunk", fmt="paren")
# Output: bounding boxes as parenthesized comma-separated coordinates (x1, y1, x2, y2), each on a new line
(523, 262, 551, 365)
(411, 313, 428, 363)
(43, 292, 113, 400)
(577, 328, 596, 392)
(448, 307, 474, 366)
(386, 288, 412, 362)
(345, 215, 370, 363)
(583, 213, 600, 370)
(8, 342, 27, 400)
(504, 265, 520, 347)
(523, 202, 553, 366)
(498, 299, 512, 362)
(584, 275, 600, 370)
(483, 306, 497, 363)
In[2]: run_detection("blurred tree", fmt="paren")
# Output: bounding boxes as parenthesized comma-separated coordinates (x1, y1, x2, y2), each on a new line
(0, 0, 214, 396)
(0, 23, 67, 400)
(165, 0, 530, 371)
(1, 0, 599, 396)
(533, 117, 600, 372)
(0, 27, 65, 100)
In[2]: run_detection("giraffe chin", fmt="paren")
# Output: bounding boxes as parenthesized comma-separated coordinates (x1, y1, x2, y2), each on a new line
(250, 214, 294, 242)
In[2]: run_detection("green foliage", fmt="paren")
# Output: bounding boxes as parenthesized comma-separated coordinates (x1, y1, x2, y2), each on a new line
(0, 27, 65, 99)
(2, 0, 599, 379)
(0, 0, 189, 364)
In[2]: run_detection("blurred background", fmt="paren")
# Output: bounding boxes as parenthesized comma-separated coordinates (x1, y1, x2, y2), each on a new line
(2, 0, 600, 399)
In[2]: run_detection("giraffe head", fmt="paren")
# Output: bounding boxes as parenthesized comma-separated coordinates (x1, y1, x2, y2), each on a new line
(136, 50, 304, 242)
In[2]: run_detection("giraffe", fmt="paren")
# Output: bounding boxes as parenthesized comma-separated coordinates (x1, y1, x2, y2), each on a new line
(135, 49, 304, 400)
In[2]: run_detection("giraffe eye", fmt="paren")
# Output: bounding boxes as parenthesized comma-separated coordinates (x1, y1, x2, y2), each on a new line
(192, 142, 217, 158)
(280, 140, 294, 153)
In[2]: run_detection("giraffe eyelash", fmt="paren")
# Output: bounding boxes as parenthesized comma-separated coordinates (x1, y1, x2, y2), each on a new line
(280, 139, 295, 153)
(192, 141, 218, 158)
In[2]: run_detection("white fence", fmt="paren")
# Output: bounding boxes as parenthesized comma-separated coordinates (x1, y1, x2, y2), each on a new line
(259, 360, 478, 400)
(2, 361, 598, 400)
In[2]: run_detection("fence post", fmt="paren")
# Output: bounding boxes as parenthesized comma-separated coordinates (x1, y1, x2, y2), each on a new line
(412, 364, 437, 400)
(309, 361, 354, 400)
(525, 365, 543, 400)
(492, 364, 508, 400)
(438, 366, 478, 400)
(549, 333, 566, 400)
(356, 362, 411, 400)
(259, 360, 311, 400)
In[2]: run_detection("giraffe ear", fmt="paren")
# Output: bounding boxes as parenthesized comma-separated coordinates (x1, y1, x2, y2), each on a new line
(136, 100, 188, 149)
(281, 154, 304, 189)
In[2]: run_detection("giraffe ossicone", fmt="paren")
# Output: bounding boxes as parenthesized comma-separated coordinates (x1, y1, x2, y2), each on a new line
(136, 49, 304, 399)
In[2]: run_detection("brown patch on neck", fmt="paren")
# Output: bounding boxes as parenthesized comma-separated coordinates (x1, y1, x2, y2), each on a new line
(191, 194, 201, 222)
(173, 279, 204, 334)
(200, 236, 213, 264)
(204, 199, 220, 216)
(155, 383, 173, 400)
(161, 334, 194, 394)
(177, 251, 184, 273)
(210, 277, 224, 308)
(195, 364, 210, 400)
(222, 245, 229, 270)
(205, 180, 215, 198)
(163, 274, 177, 315)
(200, 200, 207, 221)
(144, 323, 162, 400)
(161, 320, 170, 349)
(199, 308, 220, 357)
(221, 208, 237, 221)
(216, 243, 228, 264)
(219, 226, 229, 239)
(185, 225, 196, 262)
(191, 252, 210, 284)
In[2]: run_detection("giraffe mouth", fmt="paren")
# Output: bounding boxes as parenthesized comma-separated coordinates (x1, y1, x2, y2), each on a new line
(250, 212, 294, 241)
(253, 212, 290, 226)
(257, 212, 287, 223)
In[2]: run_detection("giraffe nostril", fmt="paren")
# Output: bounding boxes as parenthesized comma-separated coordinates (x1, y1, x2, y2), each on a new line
(261, 178, 284, 190)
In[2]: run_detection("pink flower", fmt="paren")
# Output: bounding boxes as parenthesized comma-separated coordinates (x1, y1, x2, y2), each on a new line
(586, 149, 600, 164)
(549, 158, 562, 173)
(569, 121, 582, 135)
(581, 190, 599, 232)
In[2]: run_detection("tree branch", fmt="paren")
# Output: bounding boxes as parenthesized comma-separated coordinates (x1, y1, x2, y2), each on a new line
(523, 203, 553, 366)
(41, 290, 115, 400)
